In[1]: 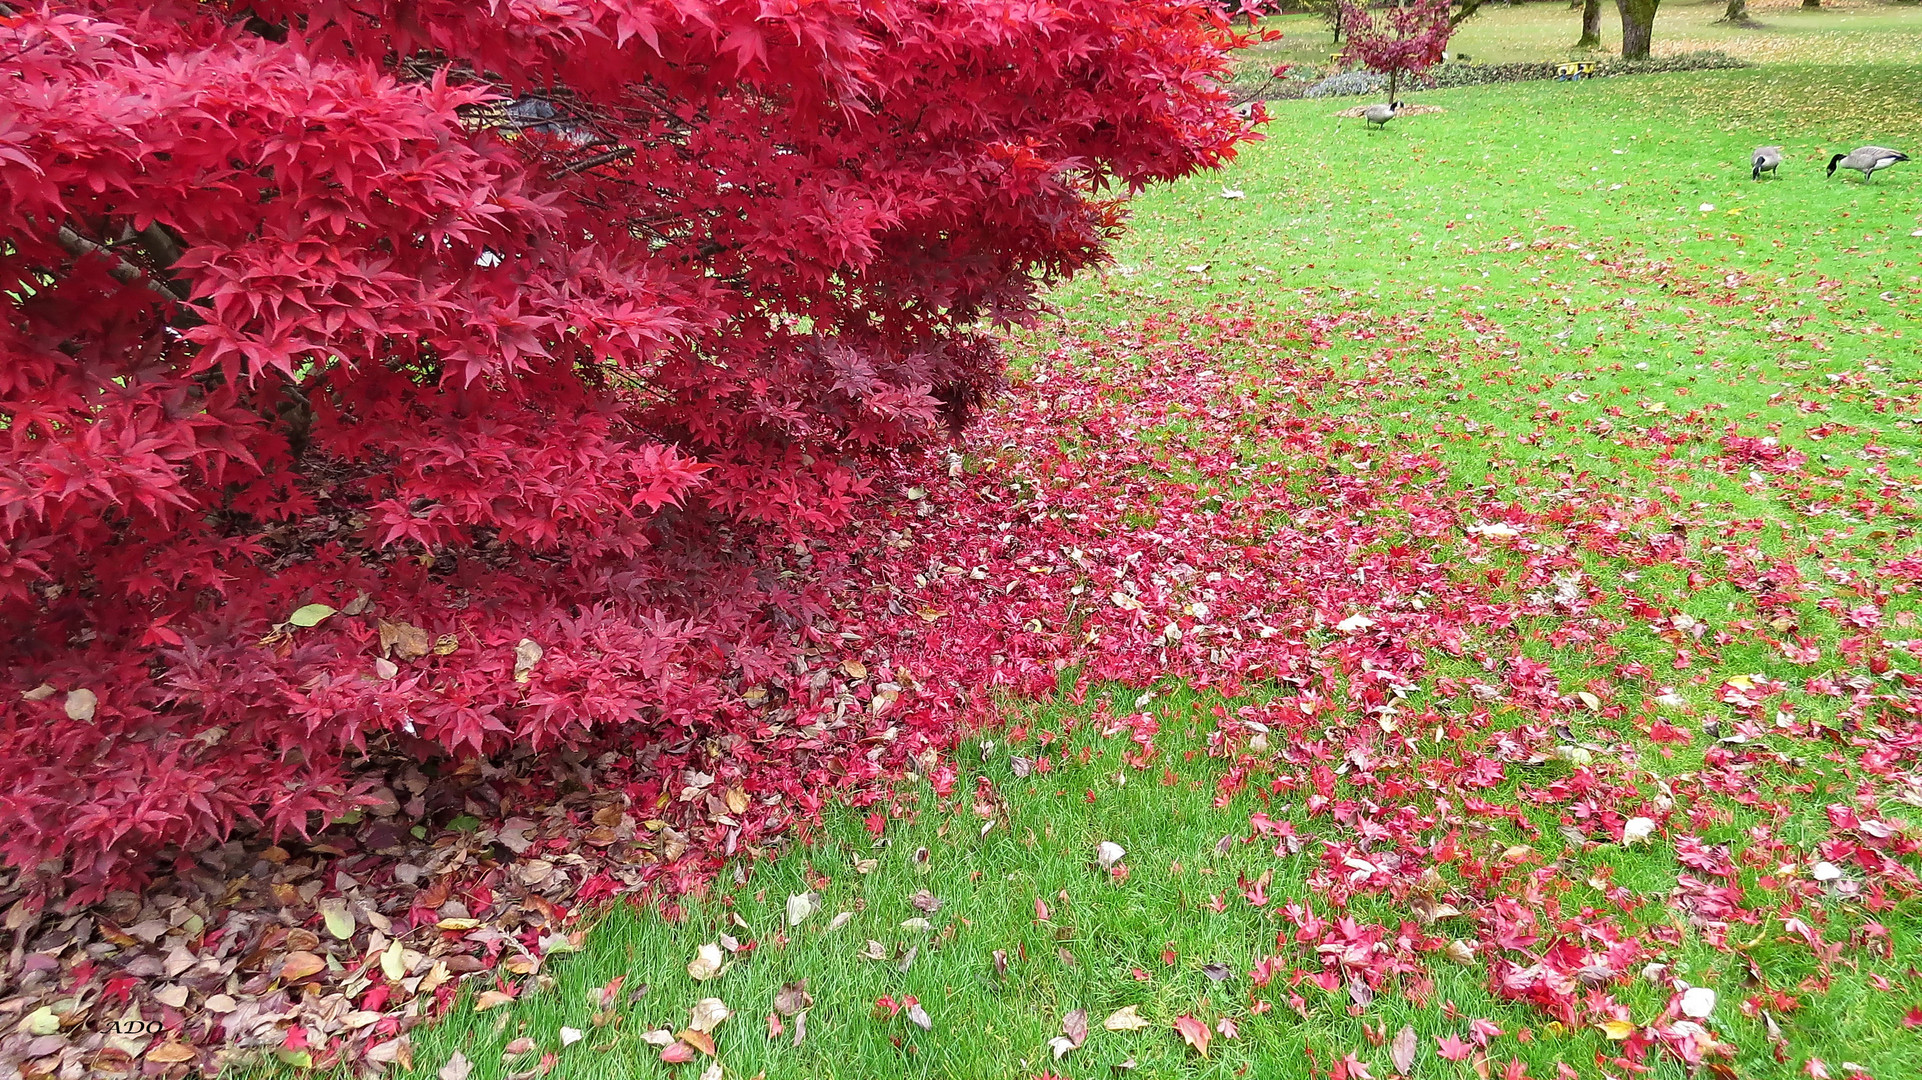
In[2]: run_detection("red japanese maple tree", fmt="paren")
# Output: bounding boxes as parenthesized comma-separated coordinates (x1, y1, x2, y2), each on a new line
(1339, 0, 1456, 102)
(0, 0, 1256, 900)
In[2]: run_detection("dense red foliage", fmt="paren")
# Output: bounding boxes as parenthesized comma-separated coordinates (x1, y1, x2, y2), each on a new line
(0, 0, 1256, 901)
(1338, 0, 1454, 99)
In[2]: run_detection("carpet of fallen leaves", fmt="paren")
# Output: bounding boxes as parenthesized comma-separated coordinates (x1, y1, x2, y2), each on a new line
(6, 274, 1922, 1080)
(0, 646, 939, 1072)
(805, 305, 1922, 1077)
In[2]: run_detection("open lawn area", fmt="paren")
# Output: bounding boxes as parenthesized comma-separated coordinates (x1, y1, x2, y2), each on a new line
(1243, 0, 1922, 69)
(271, 15, 1921, 1080)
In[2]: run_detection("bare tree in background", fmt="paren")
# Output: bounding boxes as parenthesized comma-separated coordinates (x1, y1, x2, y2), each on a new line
(1576, 0, 1604, 47)
(1615, 0, 1658, 59)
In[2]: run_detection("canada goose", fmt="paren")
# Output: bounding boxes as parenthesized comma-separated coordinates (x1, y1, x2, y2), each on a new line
(1751, 146, 1782, 180)
(1363, 101, 1402, 130)
(1827, 146, 1908, 181)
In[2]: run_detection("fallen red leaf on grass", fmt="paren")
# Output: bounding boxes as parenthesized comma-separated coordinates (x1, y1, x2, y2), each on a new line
(1174, 1014, 1212, 1058)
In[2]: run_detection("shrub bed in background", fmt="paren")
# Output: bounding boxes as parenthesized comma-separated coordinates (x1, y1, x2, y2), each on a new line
(1427, 50, 1751, 87)
(1303, 70, 1392, 97)
(1258, 50, 1751, 99)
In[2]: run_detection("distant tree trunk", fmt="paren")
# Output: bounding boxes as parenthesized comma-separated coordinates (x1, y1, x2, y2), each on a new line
(1577, 0, 1604, 46)
(1616, 0, 1658, 58)
(1333, 6, 1344, 43)
(1801, 0, 1818, 8)
(1450, 0, 1495, 26)
(1719, 0, 1749, 22)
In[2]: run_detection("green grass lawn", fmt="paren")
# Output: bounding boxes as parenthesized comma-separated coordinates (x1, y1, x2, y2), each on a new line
(337, 27, 1922, 1080)
(1244, 0, 1922, 72)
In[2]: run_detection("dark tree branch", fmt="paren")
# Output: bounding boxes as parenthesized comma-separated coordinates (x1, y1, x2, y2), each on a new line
(53, 224, 186, 301)
(1450, 0, 1492, 26)
(135, 222, 187, 268)
(555, 146, 637, 176)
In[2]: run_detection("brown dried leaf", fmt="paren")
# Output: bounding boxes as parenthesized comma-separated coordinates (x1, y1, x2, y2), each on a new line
(4, 896, 43, 931)
(279, 951, 326, 982)
(1391, 1024, 1417, 1075)
(1063, 1007, 1089, 1048)
(688, 997, 732, 1033)
(145, 1042, 198, 1064)
(513, 638, 543, 682)
(378, 619, 434, 661)
(687, 942, 725, 981)
(64, 688, 98, 721)
(676, 1029, 716, 1057)
(774, 980, 812, 1017)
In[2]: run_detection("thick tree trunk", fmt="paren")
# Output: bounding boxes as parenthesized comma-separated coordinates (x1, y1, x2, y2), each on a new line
(1577, 0, 1604, 46)
(1719, 0, 1749, 22)
(1389, 69, 1400, 102)
(1616, 0, 1658, 58)
(1801, 0, 1819, 8)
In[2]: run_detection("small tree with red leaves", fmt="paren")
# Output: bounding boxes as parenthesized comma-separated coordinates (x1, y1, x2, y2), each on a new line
(1339, 0, 1456, 103)
(0, 0, 1258, 902)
